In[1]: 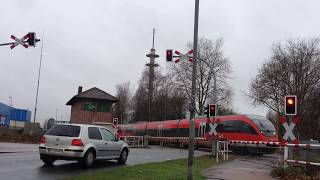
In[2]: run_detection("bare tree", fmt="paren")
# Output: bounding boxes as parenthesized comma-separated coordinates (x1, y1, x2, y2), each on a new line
(249, 38, 320, 139)
(114, 82, 132, 124)
(169, 37, 233, 115)
(131, 70, 149, 122)
(132, 68, 187, 122)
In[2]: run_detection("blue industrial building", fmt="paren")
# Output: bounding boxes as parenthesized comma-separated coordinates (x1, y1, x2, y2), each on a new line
(0, 102, 31, 128)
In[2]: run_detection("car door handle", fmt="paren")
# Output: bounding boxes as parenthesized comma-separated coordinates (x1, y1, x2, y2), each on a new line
(105, 142, 108, 145)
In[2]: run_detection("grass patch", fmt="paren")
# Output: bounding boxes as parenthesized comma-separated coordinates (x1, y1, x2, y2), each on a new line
(64, 155, 216, 180)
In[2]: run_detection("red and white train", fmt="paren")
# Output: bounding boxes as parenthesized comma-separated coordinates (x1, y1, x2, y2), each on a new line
(117, 114, 279, 154)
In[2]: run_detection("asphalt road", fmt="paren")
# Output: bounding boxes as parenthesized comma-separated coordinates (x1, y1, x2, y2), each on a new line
(0, 143, 207, 180)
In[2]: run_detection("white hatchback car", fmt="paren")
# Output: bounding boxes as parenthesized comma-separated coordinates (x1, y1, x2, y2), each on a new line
(39, 124, 129, 167)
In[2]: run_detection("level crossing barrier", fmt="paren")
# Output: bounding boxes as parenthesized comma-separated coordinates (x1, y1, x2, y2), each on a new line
(228, 140, 320, 167)
(147, 136, 206, 148)
(284, 143, 320, 167)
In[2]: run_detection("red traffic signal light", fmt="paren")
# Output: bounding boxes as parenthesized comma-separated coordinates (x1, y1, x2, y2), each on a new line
(209, 104, 217, 117)
(285, 95, 297, 115)
(166, 49, 173, 61)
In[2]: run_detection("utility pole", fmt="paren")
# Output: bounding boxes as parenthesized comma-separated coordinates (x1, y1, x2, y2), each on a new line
(146, 28, 159, 122)
(188, 0, 199, 180)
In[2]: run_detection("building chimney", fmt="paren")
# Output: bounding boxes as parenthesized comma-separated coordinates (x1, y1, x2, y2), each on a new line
(78, 86, 83, 94)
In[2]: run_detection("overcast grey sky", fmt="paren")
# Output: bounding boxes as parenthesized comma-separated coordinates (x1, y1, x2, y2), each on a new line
(1, 0, 319, 126)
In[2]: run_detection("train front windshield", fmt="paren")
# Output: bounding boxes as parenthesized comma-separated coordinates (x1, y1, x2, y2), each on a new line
(247, 115, 276, 136)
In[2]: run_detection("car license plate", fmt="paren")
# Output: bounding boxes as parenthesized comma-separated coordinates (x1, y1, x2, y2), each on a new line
(48, 148, 63, 154)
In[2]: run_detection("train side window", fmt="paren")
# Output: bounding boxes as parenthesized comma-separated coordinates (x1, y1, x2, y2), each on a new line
(223, 121, 235, 132)
(231, 120, 258, 134)
(243, 123, 257, 134)
(216, 123, 224, 132)
(233, 120, 245, 132)
(178, 128, 188, 137)
(168, 128, 178, 137)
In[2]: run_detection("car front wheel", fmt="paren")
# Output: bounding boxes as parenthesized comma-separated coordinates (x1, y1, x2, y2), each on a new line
(118, 149, 128, 165)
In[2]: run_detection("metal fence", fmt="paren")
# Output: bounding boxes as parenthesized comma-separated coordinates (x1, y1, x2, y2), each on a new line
(120, 136, 144, 148)
(216, 140, 230, 162)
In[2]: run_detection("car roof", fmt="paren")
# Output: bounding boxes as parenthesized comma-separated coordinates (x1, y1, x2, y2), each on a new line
(54, 123, 108, 129)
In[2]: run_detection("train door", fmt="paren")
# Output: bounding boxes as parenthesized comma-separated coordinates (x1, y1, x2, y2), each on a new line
(198, 122, 206, 138)
(157, 123, 163, 137)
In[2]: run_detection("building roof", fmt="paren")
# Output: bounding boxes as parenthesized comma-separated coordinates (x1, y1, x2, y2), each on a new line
(66, 87, 119, 105)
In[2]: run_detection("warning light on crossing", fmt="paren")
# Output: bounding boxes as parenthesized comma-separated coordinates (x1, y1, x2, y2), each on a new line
(285, 95, 297, 115)
(166, 49, 173, 62)
(205, 104, 217, 118)
(27, 32, 36, 47)
(209, 104, 217, 117)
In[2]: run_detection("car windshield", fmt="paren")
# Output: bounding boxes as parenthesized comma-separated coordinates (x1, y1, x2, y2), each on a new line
(45, 125, 80, 137)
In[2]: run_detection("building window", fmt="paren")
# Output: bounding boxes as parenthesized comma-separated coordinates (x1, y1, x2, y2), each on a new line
(97, 102, 111, 112)
(83, 101, 112, 112)
(84, 102, 97, 111)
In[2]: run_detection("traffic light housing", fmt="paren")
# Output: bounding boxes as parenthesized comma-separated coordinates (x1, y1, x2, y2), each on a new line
(285, 95, 297, 115)
(27, 32, 36, 47)
(204, 104, 217, 118)
(209, 104, 217, 117)
(204, 105, 209, 118)
(166, 49, 173, 62)
(113, 118, 118, 125)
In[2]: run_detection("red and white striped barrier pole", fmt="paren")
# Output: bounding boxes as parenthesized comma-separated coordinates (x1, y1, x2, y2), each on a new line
(285, 160, 320, 166)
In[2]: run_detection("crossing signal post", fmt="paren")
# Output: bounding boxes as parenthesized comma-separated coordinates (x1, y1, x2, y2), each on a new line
(0, 32, 40, 48)
(204, 103, 218, 167)
(285, 95, 297, 115)
(282, 95, 299, 144)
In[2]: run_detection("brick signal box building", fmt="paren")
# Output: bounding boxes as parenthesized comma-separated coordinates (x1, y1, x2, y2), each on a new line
(66, 86, 119, 124)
